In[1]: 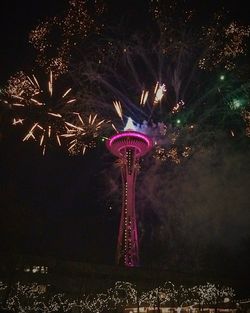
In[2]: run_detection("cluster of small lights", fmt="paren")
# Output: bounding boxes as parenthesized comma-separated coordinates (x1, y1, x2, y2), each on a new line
(29, 20, 55, 51)
(4, 71, 76, 155)
(5, 71, 39, 98)
(153, 146, 168, 161)
(139, 282, 236, 309)
(123, 168, 129, 265)
(125, 150, 136, 266)
(5, 282, 76, 313)
(153, 146, 181, 164)
(29, 0, 105, 77)
(24, 265, 48, 274)
(150, 1, 249, 71)
(229, 99, 243, 110)
(149, 0, 193, 25)
(29, 17, 69, 77)
(0, 280, 240, 313)
(48, 55, 69, 78)
(172, 100, 185, 114)
(167, 147, 181, 164)
(189, 283, 235, 306)
(150, 0, 161, 20)
(182, 146, 192, 158)
(199, 20, 250, 71)
(122, 120, 192, 165)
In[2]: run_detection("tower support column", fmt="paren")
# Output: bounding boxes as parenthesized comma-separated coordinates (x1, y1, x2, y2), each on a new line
(117, 148, 139, 266)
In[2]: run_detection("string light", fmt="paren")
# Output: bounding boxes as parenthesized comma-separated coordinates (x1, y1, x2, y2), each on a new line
(0, 280, 241, 313)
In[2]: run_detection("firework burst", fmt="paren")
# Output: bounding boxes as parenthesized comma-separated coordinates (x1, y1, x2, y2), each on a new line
(25, 0, 250, 157)
(75, 35, 193, 164)
(5, 71, 77, 155)
(61, 112, 107, 155)
(29, 0, 105, 77)
(149, 1, 250, 71)
(199, 19, 250, 71)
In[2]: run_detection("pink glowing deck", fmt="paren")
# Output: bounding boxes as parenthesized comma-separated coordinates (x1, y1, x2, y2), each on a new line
(106, 131, 153, 157)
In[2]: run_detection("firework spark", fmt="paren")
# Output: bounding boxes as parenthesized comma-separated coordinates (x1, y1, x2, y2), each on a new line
(150, 1, 250, 71)
(140, 90, 149, 105)
(113, 100, 123, 121)
(153, 146, 181, 164)
(29, 0, 105, 77)
(72, 1, 250, 164)
(62, 112, 106, 155)
(172, 100, 185, 114)
(153, 82, 166, 105)
(199, 19, 250, 71)
(5, 71, 76, 154)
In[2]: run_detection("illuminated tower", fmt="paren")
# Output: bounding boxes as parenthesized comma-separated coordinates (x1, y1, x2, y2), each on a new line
(106, 124, 153, 267)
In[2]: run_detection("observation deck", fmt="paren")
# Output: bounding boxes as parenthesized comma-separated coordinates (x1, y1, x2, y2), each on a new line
(106, 130, 153, 157)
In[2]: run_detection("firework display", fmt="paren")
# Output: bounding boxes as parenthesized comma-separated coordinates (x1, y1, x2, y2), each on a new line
(77, 56, 192, 163)
(22, 0, 250, 160)
(149, 1, 250, 71)
(0, 0, 250, 277)
(1, 0, 249, 161)
(29, 0, 105, 77)
(62, 112, 106, 155)
(199, 19, 250, 71)
(4, 71, 76, 155)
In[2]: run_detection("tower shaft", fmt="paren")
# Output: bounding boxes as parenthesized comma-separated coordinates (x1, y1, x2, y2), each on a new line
(117, 147, 139, 267)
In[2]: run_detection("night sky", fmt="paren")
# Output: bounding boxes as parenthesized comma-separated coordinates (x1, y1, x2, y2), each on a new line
(0, 0, 249, 84)
(0, 0, 250, 277)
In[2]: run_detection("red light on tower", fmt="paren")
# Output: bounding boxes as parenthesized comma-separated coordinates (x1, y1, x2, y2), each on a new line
(106, 127, 153, 267)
